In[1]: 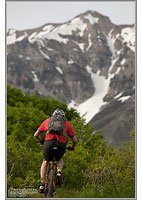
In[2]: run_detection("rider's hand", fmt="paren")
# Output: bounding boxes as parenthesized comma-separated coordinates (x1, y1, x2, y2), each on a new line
(66, 146, 74, 151)
(37, 140, 44, 146)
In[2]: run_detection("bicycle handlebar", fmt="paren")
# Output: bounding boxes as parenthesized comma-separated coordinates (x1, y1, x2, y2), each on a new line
(37, 140, 44, 145)
(66, 146, 74, 151)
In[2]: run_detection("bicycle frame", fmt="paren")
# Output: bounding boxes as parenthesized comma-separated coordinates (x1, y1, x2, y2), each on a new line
(44, 147, 58, 198)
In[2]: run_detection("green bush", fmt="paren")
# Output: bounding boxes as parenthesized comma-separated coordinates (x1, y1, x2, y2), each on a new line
(7, 85, 135, 198)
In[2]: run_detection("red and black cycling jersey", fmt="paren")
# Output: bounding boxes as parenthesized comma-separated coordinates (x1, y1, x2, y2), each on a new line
(38, 118, 76, 143)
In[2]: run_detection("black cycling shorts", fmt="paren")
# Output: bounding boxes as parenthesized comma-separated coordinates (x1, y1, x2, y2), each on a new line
(43, 139, 67, 161)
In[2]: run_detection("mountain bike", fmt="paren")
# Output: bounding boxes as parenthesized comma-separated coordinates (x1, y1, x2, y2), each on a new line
(44, 146, 58, 198)
(37, 140, 74, 198)
(43, 146, 74, 198)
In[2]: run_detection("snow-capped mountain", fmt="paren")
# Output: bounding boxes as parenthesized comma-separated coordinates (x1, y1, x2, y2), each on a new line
(7, 10, 135, 147)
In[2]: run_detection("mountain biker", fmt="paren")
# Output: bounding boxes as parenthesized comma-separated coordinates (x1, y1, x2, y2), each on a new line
(34, 108, 77, 193)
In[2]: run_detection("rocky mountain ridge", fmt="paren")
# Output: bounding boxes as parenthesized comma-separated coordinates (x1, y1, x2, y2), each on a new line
(7, 10, 135, 147)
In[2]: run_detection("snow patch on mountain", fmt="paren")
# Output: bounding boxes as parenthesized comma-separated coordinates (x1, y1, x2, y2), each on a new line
(119, 95, 131, 102)
(37, 39, 45, 48)
(120, 58, 126, 65)
(28, 26, 68, 44)
(26, 57, 31, 60)
(68, 56, 122, 123)
(114, 94, 131, 102)
(121, 26, 135, 52)
(19, 55, 23, 58)
(42, 25, 55, 32)
(7, 31, 28, 45)
(84, 13, 99, 24)
(31, 71, 39, 82)
(74, 41, 85, 52)
(97, 36, 103, 46)
(108, 57, 119, 74)
(68, 66, 113, 123)
(69, 17, 87, 37)
(114, 92, 123, 99)
(106, 29, 116, 59)
(47, 47, 53, 51)
(110, 92, 130, 103)
(73, 48, 78, 51)
(27, 17, 88, 44)
(7, 29, 16, 45)
(8, 29, 16, 34)
(78, 43, 85, 52)
(86, 34, 92, 51)
(17, 54, 31, 61)
(26, 15, 99, 45)
(68, 59, 74, 64)
(28, 32, 38, 43)
(39, 48, 50, 60)
(56, 66, 63, 74)
(17, 32, 28, 42)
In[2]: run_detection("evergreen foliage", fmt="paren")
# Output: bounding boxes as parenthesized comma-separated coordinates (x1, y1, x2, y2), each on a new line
(7, 84, 135, 198)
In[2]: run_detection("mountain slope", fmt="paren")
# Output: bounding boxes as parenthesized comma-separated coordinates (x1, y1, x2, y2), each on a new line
(7, 10, 135, 147)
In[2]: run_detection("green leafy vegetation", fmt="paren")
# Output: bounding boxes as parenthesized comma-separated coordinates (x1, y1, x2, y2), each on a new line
(7, 84, 135, 198)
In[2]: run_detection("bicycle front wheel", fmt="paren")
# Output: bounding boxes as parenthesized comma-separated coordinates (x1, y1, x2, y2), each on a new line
(47, 169, 54, 197)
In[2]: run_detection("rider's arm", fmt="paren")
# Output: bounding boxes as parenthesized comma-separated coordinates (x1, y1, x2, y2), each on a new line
(34, 129, 43, 142)
(65, 120, 77, 150)
(71, 135, 77, 149)
(34, 118, 49, 142)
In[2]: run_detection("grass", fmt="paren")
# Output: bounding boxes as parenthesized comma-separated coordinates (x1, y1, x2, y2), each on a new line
(8, 186, 135, 198)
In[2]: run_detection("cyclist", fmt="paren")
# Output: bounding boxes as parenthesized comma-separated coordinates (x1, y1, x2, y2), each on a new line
(34, 108, 77, 193)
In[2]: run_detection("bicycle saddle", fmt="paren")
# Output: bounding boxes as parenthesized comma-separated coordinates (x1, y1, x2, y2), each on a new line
(50, 146, 58, 150)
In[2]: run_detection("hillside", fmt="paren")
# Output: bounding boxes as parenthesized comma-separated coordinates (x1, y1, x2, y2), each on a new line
(7, 85, 135, 198)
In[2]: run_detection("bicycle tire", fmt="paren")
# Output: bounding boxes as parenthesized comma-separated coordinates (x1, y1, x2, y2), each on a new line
(44, 183, 48, 197)
(44, 165, 51, 198)
(47, 169, 54, 197)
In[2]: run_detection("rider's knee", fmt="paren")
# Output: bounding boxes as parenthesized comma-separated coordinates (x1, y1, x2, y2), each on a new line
(43, 159, 49, 165)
